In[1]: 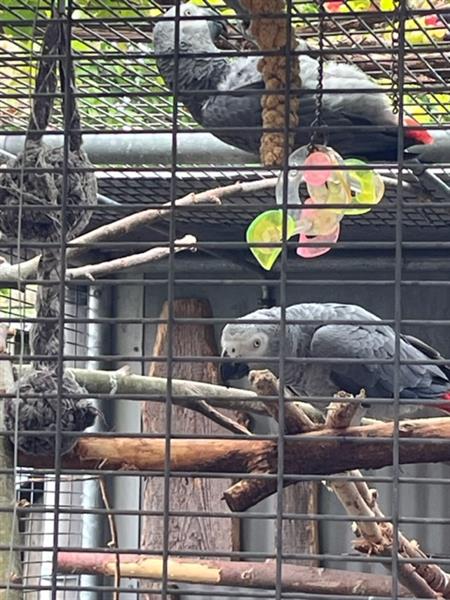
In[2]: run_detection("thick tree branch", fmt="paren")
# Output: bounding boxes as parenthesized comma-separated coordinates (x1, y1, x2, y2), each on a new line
(56, 367, 323, 420)
(323, 396, 442, 599)
(224, 369, 318, 511)
(18, 417, 450, 473)
(229, 377, 449, 599)
(57, 551, 410, 597)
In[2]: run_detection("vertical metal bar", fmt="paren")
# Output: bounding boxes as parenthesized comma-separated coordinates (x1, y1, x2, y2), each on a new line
(51, 0, 71, 596)
(392, 0, 407, 596)
(276, 2, 297, 598)
(80, 286, 110, 600)
(162, 1, 182, 599)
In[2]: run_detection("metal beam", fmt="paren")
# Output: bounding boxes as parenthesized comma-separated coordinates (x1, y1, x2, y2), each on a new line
(0, 132, 258, 166)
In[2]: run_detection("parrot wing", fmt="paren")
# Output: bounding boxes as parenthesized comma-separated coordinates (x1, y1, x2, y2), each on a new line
(202, 82, 408, 161)
(309, 323, 450, 399)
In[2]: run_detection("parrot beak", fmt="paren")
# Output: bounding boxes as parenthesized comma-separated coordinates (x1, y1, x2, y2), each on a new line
(204, 9, 228, 42)
(219, 350, 250, 384)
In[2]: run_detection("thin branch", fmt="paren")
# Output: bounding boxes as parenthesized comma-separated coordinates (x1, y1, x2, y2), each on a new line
(194, 400, 253, 436)
(0, 177, 279, 285)
(56, 551, 410, 596)
(98, 476, 120, 600)
(66, 235, 197, 281)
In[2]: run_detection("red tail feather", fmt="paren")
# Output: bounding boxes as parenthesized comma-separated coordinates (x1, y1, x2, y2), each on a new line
(433, 391, 450, 414)
(404, 117, 434, 145)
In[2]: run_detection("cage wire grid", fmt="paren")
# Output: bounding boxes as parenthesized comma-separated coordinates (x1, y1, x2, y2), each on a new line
(0, 0, 449, 599)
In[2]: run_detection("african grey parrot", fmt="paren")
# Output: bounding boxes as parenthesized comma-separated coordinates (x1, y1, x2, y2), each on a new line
(219, 302, 450, 420)
(153, 2, 450, 191)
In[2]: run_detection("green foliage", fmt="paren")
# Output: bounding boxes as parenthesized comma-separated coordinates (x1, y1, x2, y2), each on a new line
(0, 0, 448, 131)
(0, 287, 36, 324)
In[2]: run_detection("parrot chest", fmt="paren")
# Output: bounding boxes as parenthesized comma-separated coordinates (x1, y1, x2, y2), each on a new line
(286, 364, 338, 403)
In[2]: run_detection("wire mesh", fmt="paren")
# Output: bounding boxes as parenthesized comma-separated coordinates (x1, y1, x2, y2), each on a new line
(0, 0, 449, 598)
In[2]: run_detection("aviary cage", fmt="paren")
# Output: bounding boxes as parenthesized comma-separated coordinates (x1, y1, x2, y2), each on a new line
(0, 0, 449, 598)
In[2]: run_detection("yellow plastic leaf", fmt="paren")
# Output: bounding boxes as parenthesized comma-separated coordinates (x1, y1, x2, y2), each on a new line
(246, 210, 297, 271)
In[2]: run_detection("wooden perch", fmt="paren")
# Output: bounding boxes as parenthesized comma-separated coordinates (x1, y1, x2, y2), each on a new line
(323, 395, 450, 599)
(57, 551, 410, 597)
(18, 417, 450, 475)
(54, 366, 323, 421)
(234, 375, 450, 598)
(66, 235, 197, 281)
(0, 177, 277, 285)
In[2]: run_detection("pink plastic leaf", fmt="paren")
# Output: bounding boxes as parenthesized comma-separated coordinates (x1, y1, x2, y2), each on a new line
(297, 224, 340, 259)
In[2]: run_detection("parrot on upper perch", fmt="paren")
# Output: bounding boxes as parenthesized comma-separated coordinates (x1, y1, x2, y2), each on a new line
(153, 2, 450, 197)
(219, 302, 450, 420)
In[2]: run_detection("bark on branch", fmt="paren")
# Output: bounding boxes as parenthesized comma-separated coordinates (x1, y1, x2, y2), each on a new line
(56, 551, 410, 597)
(0, 178, 278, 285)
(66, 235, 197, 281)
(26, 366, 322, 420)
(18, 417, 450, 475)
(230, 376, 450, 599)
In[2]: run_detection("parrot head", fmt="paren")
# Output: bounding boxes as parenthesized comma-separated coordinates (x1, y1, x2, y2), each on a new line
(220, 317, 279, 384)
(153, 3, 227, 53)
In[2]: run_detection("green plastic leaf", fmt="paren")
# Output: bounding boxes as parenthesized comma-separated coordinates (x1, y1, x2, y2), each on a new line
(246, 210, 297, 271)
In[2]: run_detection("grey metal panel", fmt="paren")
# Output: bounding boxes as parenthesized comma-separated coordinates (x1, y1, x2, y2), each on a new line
(110, 274, 146, 599)
(112, 265, 450, 596)
(0, 132, 256, 166)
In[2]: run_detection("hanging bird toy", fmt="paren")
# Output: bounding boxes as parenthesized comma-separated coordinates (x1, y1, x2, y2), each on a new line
(0, 10, 98, 456)
(246, 144, 385, 269)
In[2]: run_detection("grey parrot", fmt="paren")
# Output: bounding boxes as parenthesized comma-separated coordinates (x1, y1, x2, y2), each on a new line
(219, 302, 450, 420)
(153, 2, 450, 197)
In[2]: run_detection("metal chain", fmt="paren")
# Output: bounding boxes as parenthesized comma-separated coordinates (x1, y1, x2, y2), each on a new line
(390, 0, 402, 115)
(308, 0, 326, 151)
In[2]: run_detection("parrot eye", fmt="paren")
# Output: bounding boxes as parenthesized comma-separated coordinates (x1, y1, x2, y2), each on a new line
(184, 9, 192, 16)
(253, 339, 261, 349)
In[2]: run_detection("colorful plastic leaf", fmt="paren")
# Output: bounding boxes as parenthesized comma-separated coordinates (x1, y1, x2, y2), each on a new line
(298, 197, 342, 236)
(303, 151, 333, 186)
(297, 224, 340, 259)
(246, 210, 297, 271)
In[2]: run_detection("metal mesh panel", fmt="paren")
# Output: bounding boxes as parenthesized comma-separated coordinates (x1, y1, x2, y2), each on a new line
(0, 0, 449, 598)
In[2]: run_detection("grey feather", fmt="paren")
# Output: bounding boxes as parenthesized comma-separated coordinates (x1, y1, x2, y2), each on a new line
(220, 302, 450, 419)
(153, 2, 447, 165)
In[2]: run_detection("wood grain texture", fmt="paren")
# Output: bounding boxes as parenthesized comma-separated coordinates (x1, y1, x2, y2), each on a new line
(140, 298, 235, 599)
(57, 551, 409, 597)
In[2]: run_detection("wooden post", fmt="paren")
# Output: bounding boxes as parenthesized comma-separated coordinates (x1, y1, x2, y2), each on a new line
(0, 325, 22, 599)
(141, 299, 237, 599)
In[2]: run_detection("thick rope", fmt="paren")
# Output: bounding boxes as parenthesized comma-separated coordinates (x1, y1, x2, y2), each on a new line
(240, 0, 301, 167)
(2, 9, 98, 455)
